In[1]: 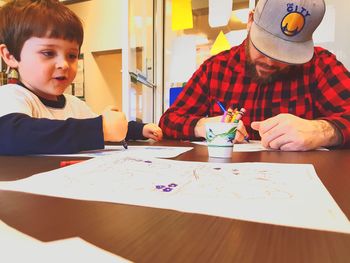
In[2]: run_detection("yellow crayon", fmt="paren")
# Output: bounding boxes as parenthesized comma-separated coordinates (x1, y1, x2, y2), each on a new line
(224, 108, 234, 123)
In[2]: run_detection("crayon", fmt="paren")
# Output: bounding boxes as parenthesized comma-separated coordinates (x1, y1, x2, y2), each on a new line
(217, 101, 227, 122)
(60, 160, 85, 167)
(221, 111, 227, 122)
(224, 108, 234, 123)
(216, 100, 226, 113)
(122, 139, 128, 149)
(234, 108, 246, 122)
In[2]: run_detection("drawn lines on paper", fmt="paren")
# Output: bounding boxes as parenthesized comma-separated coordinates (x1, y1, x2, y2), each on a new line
(56, 157, 295, 201)
(189, 165, 294, 200)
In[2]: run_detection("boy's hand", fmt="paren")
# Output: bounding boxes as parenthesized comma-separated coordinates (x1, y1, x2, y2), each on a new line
(102, 108, 128, 142)
(142, 123, 163, 141)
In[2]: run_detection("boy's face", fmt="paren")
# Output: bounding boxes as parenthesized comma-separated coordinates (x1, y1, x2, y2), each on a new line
(16, 37, 79, 100)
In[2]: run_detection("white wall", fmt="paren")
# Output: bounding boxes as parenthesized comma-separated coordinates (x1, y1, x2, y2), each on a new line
(75, 0, 123, 52)
(67, 0, 124, 114)
(315, 0, 350, 69)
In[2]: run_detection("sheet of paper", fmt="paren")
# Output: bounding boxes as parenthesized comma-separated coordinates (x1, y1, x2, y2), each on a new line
(35, 145, 193, 158)
(0, 153, 348, 234)
(0, 220, 131, 262)
(191, 140, 329, 152)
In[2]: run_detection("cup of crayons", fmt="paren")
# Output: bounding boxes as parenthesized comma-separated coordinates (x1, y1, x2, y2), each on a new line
(205, 102, 246, 158)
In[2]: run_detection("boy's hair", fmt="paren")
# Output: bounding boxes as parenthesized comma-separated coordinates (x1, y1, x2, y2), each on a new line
(0, 0, 84, 61)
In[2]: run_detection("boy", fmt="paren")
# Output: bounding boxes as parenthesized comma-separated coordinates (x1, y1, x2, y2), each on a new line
(0, 0, 162, 155)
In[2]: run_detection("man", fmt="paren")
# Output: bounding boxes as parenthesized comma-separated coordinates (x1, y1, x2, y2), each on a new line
(159, 0, 350, 151)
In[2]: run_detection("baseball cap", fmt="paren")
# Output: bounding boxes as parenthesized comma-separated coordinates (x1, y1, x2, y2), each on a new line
(250, 0, 326, 64)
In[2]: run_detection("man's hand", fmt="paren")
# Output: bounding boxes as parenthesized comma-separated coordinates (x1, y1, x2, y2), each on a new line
(251, 113, 341, 151)
(195, 116, 248, 143)
(194, 116, 224, 138)
(232, 121, 249, 143)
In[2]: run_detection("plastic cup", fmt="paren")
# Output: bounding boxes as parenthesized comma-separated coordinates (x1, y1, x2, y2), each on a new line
(205, 122, 238, 158)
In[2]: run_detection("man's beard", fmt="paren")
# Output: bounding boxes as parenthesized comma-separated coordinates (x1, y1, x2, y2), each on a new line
(245, 39, 294, 84)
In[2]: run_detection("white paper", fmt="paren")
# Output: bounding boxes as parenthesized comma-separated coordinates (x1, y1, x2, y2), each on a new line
(0, 220, 132, 263)
(0, 153, 348, 234)
(314, 5, 335, 44)
(208, 0, 232, 27)
(36, 145, 193, 158)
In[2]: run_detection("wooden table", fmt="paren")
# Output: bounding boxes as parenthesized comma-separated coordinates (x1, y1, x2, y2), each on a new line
(0, 140, 349, 263)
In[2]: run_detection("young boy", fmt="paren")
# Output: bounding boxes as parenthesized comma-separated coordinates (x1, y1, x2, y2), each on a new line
(0, 0, 162, 155)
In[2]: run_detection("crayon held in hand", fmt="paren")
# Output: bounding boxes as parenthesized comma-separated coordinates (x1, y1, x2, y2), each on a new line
(122, 139, 128, 149)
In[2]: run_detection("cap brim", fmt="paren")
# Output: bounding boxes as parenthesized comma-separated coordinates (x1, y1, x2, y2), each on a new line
(250, 22, 314, 64)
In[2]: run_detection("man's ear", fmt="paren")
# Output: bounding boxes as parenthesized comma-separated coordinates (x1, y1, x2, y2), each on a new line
(0, 44, 19, 68)
(247, 10, 254, 31)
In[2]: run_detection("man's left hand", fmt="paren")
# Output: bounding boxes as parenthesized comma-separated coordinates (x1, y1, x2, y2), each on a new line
(251, 113, 341, 151)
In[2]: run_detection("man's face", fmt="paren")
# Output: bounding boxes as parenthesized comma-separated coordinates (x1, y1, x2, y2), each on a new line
(246, 36, 291, 83)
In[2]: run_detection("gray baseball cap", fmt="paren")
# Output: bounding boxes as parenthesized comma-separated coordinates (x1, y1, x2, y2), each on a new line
(250, 0, 326, 64)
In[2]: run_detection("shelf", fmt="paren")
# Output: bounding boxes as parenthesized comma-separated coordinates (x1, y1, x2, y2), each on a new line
(59, 0, 90, 5)
(91, 49, 122, 56)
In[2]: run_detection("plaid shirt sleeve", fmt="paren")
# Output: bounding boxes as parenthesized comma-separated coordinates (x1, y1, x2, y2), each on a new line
(159, 61, 212, 140)
(313, 48, 350, 148)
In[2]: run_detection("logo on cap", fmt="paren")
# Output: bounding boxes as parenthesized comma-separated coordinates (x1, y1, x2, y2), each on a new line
(281, 3, 311, 37)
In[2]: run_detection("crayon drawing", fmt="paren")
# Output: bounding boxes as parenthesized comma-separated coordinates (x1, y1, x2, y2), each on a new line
(0, 153, 349, 234)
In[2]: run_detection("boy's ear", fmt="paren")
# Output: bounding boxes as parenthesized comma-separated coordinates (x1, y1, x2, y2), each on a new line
(0, 44, 19, 68)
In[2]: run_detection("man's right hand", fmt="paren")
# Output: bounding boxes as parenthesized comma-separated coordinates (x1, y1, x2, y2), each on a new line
(102, 107, 128, 142)
(194, 116, 222, 138)
(194, 116, 248, 143)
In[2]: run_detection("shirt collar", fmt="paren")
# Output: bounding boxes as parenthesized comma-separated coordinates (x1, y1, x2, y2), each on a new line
(17, 82, 66, 109)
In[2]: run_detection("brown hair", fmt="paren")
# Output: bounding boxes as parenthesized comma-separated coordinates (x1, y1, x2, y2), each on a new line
(0, 0, 84, 61)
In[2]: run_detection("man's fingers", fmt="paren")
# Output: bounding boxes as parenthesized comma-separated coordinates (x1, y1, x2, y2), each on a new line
(234, 121, 249, 143)
(251, 116, 281, 137)
(251, 121, 260, 131)
(234, 129, 247, 142)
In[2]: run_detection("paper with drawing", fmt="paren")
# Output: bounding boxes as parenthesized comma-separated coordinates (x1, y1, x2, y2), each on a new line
(0, 153, 348, 233)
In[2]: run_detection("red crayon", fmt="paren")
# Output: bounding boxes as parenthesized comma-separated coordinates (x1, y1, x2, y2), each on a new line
(234, 108, 246, 122)
(60, 160, 85, 167)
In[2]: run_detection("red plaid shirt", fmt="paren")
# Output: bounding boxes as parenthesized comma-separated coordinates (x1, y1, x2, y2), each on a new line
(159, 40, 350, 148)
